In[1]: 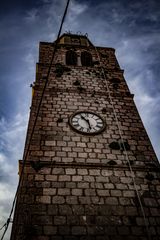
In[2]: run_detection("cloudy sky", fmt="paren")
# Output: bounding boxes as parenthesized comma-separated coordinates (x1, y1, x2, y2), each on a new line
(0, 0, 160, 238)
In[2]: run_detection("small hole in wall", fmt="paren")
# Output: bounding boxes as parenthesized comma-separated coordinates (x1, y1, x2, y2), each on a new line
(107, 160, 117, 165)
(102, 108, 107, 114)
(93, 61, 100, 65)
(114, 66, 120, 70)
(111, 78, 120, 83)
(100, 53, 108, 58)
(91, 91, 96, 97)
(126, 160, 134, 166)
(73, 80, 80, 86)
(109, 142, 120, 150)
(146, 162, 157, 168)
(57, 118, 63, 123)
(112, 83, 119, 90)
(120, 141, 130, 151)
(145, 173, 155, 181)
(109, 141, 130, 151)
(77, 86, 85, 92)
(129, 216, 137, 225)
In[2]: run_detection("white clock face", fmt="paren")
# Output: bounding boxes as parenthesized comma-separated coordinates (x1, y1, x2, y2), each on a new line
(69, 111, 105, 135)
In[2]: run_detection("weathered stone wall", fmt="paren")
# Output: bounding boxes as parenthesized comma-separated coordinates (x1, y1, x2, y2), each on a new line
(11, 40, 160, 240)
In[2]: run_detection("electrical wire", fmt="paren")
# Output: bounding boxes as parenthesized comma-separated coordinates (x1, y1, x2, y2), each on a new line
(0, 223, 6, 231)
(94, 46, 151, 240)
(0, 1, 71, 239)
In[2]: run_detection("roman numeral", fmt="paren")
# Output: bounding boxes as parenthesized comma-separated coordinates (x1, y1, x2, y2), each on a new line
(74, 117, 79, 120)
(96, 123, 103, 127)
(97, 120, 102, 124)
(79, 127, 84, 131)
(73, 123, 79, 127)
(72, 120, 78, 124)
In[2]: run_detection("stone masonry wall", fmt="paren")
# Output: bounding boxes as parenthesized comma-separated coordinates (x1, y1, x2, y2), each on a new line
(11, 40, 160, 240)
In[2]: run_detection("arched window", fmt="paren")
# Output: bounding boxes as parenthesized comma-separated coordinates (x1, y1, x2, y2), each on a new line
(66, 50, 77, 65)
(81, 51, 92, 66)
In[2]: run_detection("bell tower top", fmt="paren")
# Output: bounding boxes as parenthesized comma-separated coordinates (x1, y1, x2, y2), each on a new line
(57, 32, 93, 47)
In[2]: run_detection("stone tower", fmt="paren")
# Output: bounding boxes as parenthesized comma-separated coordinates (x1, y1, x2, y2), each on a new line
(11, 33, 160, 240)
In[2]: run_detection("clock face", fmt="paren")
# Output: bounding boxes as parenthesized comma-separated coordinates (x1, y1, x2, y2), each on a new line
(69, 111, 106, 135)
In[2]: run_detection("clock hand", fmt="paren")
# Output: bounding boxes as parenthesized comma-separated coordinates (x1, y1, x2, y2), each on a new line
(86, 119, 92, 129)
(80, 115, 87, 121)
(80, 115, 91, 129)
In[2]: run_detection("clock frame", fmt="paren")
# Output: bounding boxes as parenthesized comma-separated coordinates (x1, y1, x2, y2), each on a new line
(69, 111, 106, 135)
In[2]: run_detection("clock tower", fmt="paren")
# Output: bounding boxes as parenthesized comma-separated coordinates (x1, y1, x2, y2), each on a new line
(11, 33, 160, 240)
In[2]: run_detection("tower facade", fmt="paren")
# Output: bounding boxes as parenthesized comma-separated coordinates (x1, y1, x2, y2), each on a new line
(11, 34, 160, 240)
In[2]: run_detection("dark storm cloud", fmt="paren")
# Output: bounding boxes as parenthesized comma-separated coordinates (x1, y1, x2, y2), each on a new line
(0, 0, 40, 15)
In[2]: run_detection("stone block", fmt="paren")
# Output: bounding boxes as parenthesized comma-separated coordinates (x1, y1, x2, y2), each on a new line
(72, 226, 86, 235)
(52, 196, 65, 204)
(35, 174, 44, 181)
(123, 190, 135, 197)
(43, 226, 57, 235)
(66, 168, 76, 175)
(121, 177, 133, 184)
(104, 183, 114, 189)
(46, 175, 57, 181)
(72, 189, 83, 196)
(43, 188, 56, 195)
(59, 175, 71, 181)
(78, 182, 89, 188)
(131, 226, 144, 235)
(116, 184, 128, 190)
(96, 176, 108, 183)
(85, 189, 96, 196)
(52, 182, 65, 188)
(118, 226, 130, 235)
(77, 169, 88, 175)
(32, 215, 53, 225)
(66, 196, 78, 204)
(59, 205, 72, 215)
(78, 152, 88, 158)
(89, 169, 101, 176)
(54, 216, 66, 225)
(79, 196, 91, 204)
(52, 168, 65, 174)
(72, 205, 84, 215)
(67, 215, 79, 225)
(97, 190, 110, 196)
(143, 198, 158, 207)
(77, 142, 86, 147)
(44, 151, 55, 157)
(58, 188, 70, 195)
(36, 196, 51, 204)
(83, 176, 95, 182)
(126, 207, 138, 216)
(58, 226, 70, 235)
(111, 190, 122, 197)
(72, 176, 82, 182)
(109, 176, 119, 183)
(66, 182, 77, 188)
(105, 197, 118, 205)
(90, 182, 103, 189)
(48, 204, 58, 215)
(119, 197, 131, 206)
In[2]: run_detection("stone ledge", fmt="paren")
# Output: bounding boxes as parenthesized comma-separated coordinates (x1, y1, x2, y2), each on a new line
(19, 160, 160, 172)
